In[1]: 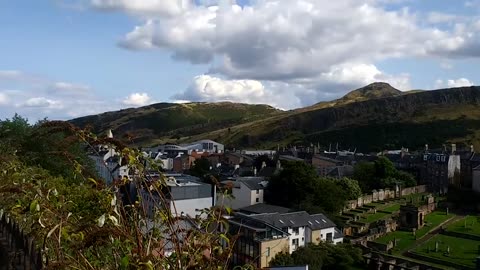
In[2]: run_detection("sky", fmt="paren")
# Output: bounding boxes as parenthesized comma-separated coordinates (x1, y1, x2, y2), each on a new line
(0, 0, 479, 121)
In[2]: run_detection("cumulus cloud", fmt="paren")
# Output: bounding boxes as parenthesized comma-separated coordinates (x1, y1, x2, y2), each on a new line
(435, 78, 474, 88)
(21, 97, 63, 108)
(175, 63, 411, 109)
(91, 0, 191, 16)
(122, 92, 152, 106)
(110, 0, 480, 81)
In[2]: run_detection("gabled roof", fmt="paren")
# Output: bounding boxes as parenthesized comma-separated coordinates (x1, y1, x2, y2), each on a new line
(237, 177, 269, 190)
(326, 165, 354, 178)
(239, 203, 291, 215)
(249, 211, 337, 230)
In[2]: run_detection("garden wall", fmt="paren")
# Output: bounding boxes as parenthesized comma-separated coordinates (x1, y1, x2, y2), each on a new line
(344, 185, 427, 211)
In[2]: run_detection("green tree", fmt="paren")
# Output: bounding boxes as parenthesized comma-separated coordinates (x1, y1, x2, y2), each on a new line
(188, 157, 211, 178)
(268, 252, 295, 267)
(265, 161, 319, 208)
(270, 243, 364, 270)
(335, 177, 362, 200)
(353, 161, 376, 192)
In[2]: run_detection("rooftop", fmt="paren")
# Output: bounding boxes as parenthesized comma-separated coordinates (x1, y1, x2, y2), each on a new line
(248, 211, 337, 230)
(239, 203, 291, 214)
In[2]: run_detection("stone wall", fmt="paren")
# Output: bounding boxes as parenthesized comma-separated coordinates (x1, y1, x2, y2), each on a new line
(344, 185, 427, 211)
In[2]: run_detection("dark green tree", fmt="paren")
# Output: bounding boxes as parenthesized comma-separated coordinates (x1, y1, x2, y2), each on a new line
(188, 157, 211, 178)
(268, 252, 295, 267)
(265, 161, 319, 207)
(335, 177, 362, 200)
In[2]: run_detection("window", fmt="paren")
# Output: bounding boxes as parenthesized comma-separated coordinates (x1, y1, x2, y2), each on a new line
(292, 239, 299, 246)
(256, 189, 260, 194)
(255, 198, 259, 203)
(266, 247, 270, 257)
(292, 227, 299, 235)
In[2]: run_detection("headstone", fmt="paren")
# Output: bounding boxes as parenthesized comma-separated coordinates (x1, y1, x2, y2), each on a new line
(446, 207, 449, 215)
(435, 241, 439, 252)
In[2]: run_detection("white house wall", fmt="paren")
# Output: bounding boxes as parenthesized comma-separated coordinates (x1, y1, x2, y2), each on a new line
(287, 226, 306, 253)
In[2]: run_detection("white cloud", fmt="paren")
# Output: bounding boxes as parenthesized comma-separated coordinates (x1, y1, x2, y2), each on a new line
(435, 78, 474, 88)
(21, 97, 63, 109)
(51, 82, 91, 93)
(91, 0, 191, 16)
(427, 12, 458, 24)
(0, 92, 9, 105)
(0, 70, 24, 80)
(111, 0, 480, 81)
(174, 63, 411, 109)
(122, 92, 152, 106)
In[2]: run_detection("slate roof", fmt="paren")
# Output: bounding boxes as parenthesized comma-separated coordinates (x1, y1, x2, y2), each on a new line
(237, 177, 269, 190)
(279, 155, 304, 162)
(326, 165, 354, 178)
(249, 211, 337, 230)
(239, 203, 291, 214)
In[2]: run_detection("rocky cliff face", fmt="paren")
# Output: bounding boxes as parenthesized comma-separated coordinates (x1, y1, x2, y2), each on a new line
(221, 86, 480, 150)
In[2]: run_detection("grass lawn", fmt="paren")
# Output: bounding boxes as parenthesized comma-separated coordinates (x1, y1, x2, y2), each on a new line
(375, 211, 454, 254)
(447, 215, 480, 236)
(382, 204, 401, 213)
(412, 234, 480, 268)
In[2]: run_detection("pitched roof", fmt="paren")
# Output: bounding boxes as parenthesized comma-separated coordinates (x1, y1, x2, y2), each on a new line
(326, 165, 354, 178)
(249, 211, 337, 230)
(239, 203, 291, 214)
(238, 177, 269, 190)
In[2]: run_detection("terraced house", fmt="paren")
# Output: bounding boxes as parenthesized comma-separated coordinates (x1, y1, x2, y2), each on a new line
(228, 211, 343, 268)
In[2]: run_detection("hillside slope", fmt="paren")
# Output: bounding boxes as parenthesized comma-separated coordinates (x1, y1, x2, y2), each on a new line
(70, 102, 281, 144)
(70, 83, 480, 151)
(179, 85, 480, 151)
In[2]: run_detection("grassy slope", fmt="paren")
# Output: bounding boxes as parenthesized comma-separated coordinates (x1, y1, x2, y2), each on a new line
(70, 102, 281, 145)
(71, 84, 480, 150)
(186, 86, 480, 150)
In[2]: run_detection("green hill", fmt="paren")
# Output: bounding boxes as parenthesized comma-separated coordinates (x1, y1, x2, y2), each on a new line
(70, 83, 480, 151)
(69, 102, 281, 145)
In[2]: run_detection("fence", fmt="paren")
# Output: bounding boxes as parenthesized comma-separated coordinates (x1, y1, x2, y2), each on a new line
(0, 215, 43, 270)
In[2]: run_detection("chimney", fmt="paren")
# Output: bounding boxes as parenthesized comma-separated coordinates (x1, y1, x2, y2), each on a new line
(425, 144, 429, 152)
(261, 161, 267, 169)
(451, 143, 456, 154)
(471, 145, 475, 153)
(254, 167, 257, 176)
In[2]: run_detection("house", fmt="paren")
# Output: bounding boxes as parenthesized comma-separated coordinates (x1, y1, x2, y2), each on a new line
(238, 203, 291, 215)
(311, 155, 344, 176)
(89, 148, 129, 184)
(227, 214, 290, 268)
(217, 177, 268, 209)
(140, 174, 215, 218)
(418, 149, 460, 193)
(325, 165, 354, 178)
(227, 211, 343, 268)
(249, 211, 344, 254)
(182, 140, 224, 154)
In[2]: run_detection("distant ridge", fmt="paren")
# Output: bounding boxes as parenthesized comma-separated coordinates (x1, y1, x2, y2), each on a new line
(70, 84, 480, 151)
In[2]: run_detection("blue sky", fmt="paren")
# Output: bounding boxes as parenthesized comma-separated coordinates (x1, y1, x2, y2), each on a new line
(0, 0, 479, 121)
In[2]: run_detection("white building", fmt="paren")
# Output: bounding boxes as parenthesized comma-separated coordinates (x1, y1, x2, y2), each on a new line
(89, 148, 129, 184)
(217, 177, 268, 210)
(182, 140, 224, 154)
(248, 211, 343, 253)
(141, 174, 215, 218)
